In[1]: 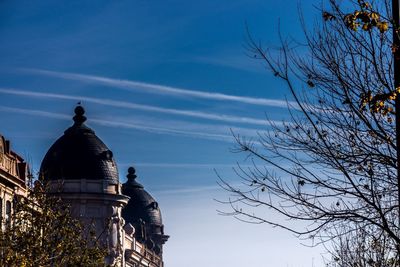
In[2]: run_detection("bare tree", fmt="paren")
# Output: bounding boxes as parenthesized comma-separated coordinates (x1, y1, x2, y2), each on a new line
(219, 0, 400, 251)
(326, 226, 398, 267)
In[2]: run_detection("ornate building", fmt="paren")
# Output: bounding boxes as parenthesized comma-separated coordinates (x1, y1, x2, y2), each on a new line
(0, 134, 29, 228)
(39, 106, 168, 267)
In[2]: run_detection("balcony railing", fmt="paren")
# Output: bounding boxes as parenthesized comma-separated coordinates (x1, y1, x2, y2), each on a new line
(143, 247, 162, 265)
(134, 240, 162, 266)
(0, 153, 18, 177)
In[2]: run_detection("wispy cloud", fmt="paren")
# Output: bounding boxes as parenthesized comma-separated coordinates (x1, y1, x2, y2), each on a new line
(91, 117, 268, 143)
(154, 185, 222, 195)
(0, 88, 273, 126)
(120, 162, 277, 170)
(91, 118, 233, 141)
(0, 106, 70, 120)
(153, 181, 248, 195)
(0, 106, 236, 142)
(121, 163, 240, 168)
(101, 114, 266, 137)
(19, 68, 299, 109)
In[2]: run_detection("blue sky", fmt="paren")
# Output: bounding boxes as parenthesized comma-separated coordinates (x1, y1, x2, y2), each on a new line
(0, 1, 325, 266)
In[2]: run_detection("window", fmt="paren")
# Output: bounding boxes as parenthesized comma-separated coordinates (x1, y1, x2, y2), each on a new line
(5, 200, 11, 227)
(150, 202, 158, 210)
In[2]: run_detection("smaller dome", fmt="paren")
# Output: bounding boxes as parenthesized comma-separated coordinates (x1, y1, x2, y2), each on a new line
(122, 167, 163, 229)
(122, 167, 169, 254)
(40, 106, 119, 183)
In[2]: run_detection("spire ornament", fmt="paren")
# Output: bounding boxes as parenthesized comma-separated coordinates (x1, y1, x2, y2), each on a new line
(127, 167, 137, 182)
(73, 105, 87, 125)
(126, 167, 143, 188)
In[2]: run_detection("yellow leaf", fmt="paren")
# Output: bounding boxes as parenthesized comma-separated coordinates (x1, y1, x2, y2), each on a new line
(370, 12, 379, 20)
(377, 21, 389, 33)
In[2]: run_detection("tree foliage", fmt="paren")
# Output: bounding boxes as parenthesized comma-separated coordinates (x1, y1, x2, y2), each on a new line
(220, 0, 400, 256)
(0, 182, 107, 267)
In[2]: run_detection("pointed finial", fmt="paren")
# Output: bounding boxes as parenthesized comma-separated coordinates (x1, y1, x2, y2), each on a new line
(73, 105, 87, 125)
(127, 166, 137, 181)
(125, 166, 143, 188)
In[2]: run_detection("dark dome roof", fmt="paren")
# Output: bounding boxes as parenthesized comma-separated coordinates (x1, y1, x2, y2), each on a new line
(122, 167, 163, 230)
(40, 106, 119, 183)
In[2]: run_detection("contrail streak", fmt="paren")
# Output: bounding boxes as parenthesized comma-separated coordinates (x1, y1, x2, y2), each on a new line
(20, 68, 300, 109)
(0, 88, 270, 126)
(0, 106, 235, 142)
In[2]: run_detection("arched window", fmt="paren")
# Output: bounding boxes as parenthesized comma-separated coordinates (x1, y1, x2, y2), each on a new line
(5, 200, 11, 227)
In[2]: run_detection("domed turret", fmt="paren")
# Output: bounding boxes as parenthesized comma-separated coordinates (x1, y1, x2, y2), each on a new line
(40, 106, 118, 183)
(39, 106, 129, 266)
(122, 167, 169, 255)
